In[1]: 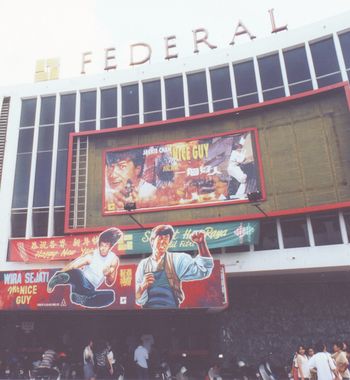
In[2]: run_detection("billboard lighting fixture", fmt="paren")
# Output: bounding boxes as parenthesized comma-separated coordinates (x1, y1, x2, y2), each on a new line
(124, 202, 137, 212)
(247, 191, 262, 202)
(124, 202, 144, 228)
(247, 191, 269, 217)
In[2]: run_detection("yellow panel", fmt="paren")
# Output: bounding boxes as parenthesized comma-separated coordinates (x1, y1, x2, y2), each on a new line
(34, 58, 60, 82)
(35, 59, 45, 73)
(34, 71, 48, 82)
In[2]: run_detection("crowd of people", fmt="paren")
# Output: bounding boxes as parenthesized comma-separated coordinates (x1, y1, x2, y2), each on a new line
(82, 339, 125, 380)
(291, 342, 350, 380)
(82, 336, 156, 380)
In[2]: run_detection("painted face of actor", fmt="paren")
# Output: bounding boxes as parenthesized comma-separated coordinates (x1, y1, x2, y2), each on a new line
(107, 159, 141, 191)
(152, 234, 171, 257)
(99, 242, 112, 257)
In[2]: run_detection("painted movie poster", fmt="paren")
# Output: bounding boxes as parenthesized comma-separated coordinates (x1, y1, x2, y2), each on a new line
(1, 227, 227, 311)
(103, 129, 262, 214)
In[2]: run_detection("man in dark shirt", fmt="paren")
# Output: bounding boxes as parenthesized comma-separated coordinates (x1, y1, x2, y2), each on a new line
(39, 348, 57, 368)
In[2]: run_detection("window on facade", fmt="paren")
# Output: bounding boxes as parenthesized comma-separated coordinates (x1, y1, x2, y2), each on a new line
(101, 87, 117, 129)
(57, 123, 74, 150)
(338, 31, 350, 81)
(187, 71, 209, 115)
(54, 207, 65, 236)
(210, 247, 224, 255)
(254, 219, 279, 251)
(122, 84, 139, 126)
(225, 245, 250, 253)
(12, 99, 37, 212)
(37, 125, 54, 151)
(17, 128, 34, 154)
(39, 96, 56, 125)
(310, 37, 342, 88)
(80, 91, 96, 131)
(342, 209, 350, 241)
(280, 216, 310, 248)
(54, 94, 76, 208)
(165, 76, 185, 119)
(233, 60, 259, 106)
(33, 96, 55, 209)
(258, 54, 285, 100)
(310, 211, 342, 246)
(143, 80, 162, 122)
(283, 46, 313, 95)
(12, 152, 32, 209)
(54, 150, 69, 206)
(210, 66, 233, 111)
(11, 210, 27, 238)
(32, 208, 49, 237)
(33, 151, 53, 207)
(20, 98, 37, 127)
(59, 93, 76, 123)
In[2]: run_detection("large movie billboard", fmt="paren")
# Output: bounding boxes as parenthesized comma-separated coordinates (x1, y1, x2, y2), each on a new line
(2, 226, 227, 310)
(0, 263, 226, 311)
(103, 129, 262, 214)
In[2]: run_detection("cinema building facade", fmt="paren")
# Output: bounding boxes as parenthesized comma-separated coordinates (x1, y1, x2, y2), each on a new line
(0, 11, 350, 365)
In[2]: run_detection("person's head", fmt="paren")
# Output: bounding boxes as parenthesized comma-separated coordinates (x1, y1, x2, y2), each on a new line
(315, 342, 327, 353)
(150, 225, 174, 257)
(106, 150, 145, 191)
(94, 340, 107, 353)
(307, 347, 315, 357)
(45, 339, 55, 351)
(98, 227, 123, 256)
(333, 342, 344, 353)
(297, 345, 306, 355)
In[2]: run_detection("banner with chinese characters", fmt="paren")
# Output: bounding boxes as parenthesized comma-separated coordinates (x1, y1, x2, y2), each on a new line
(9, 221, 259, 262)
(0, 261, 227, 311)
(103, 129, 262, 214)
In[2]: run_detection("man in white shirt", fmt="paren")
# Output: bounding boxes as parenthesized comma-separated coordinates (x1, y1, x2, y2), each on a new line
(309, 342, 338, 380)
(134, 341, 149, 379)
(47, 227, 122, 308)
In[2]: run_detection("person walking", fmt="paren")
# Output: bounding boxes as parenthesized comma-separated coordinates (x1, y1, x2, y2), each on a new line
(307, 347, 317, 380)
(309, 342, 338, 380)
(134, 340, 149, 379)
(95, 340, 113, 379)
(83, 339, 95, 380)
(291, 351, 299, 380)
(332, 342, 350, 380)
(296, 345, 311, 380)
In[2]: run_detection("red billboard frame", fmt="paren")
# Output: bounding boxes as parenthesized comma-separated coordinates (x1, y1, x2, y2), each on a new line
(64, 82, 350, 234)
(101, 128, 265, 216)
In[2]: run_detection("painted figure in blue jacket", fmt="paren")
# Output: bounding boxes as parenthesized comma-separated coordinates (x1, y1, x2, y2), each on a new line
(135, 224, 214, 308)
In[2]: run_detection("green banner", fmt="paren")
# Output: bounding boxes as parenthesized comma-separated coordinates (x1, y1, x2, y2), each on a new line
(120, 221, 260, 255)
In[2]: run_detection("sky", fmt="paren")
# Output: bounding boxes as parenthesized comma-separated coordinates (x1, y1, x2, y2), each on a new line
(1, 0, 350, 86)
